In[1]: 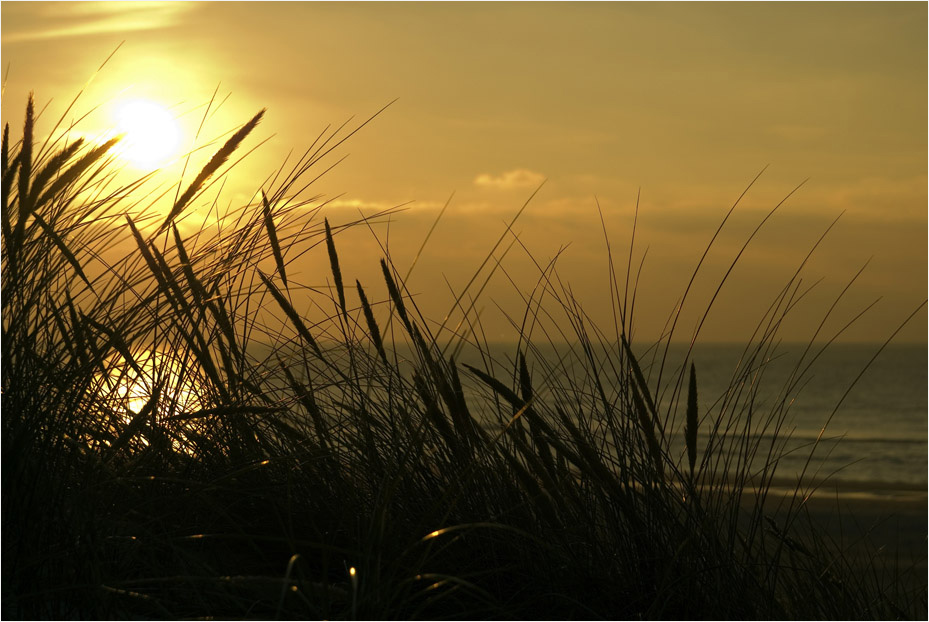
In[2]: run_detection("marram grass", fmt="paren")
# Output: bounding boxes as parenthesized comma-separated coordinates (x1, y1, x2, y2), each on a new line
(2, 92, 925, 620)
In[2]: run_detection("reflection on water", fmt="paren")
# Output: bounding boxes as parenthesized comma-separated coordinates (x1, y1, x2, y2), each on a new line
(450, 342, 927, 488)
(103, 348, 205, 414)
(90, 340, 924, 487)
(94, 348, 207, 455)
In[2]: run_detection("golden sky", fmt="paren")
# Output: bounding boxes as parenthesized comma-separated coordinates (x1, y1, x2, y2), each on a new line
(2, 2, 926, 343)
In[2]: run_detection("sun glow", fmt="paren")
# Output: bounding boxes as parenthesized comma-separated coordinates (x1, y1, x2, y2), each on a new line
(109, 349, 204, 415)
(94, 349, 207, 456)
(112, 99, 181, 170)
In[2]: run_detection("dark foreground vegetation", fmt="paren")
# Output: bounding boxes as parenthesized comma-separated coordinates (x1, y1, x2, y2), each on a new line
(2, 94, 925, 619)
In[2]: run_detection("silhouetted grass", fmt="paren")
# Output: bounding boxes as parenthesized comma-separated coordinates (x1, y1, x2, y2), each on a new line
(2, 92, 925, 620)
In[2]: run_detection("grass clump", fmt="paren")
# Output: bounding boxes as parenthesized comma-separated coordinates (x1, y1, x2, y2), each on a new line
(2, 92, 925, 620)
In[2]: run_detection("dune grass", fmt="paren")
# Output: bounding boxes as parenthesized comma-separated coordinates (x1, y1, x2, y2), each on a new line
(2, 92, 925, 620)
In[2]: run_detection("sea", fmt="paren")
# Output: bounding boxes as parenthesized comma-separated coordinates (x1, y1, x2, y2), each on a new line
(162, 337, 927, 495)
(451, 342, 927, 494)
(687, 343, 926, 492)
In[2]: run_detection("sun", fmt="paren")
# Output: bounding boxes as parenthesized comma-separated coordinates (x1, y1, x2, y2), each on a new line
(112, 99, 182, 170)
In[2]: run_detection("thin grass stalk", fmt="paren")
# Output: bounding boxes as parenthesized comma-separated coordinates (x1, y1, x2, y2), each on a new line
(412, 371, 458, 455)
(436, 181, 545, 349)
(127, 218, 230, 402)
(620, 334, 659, 425)
(159, 109, 265, 233)
(258, 270, 323, 360)
(16, 94, 33, 224)
(1, 123, 9, 175)
(654, 166, 767, 392)
(664, 180, 808, 438)
(0, 147, 16, 259)
(171, 224, 209, 307)
(324, 218, 347, 321)
(27, 138, 84, 207)
(631, 381, 664, 481)
(685, 362, 699, 481)
(356, 280, 389, 368)
(380, 258, 413, 335)
(80, 312, 142, 378)
(106, 385, 161, 461)
(261, 190, 287, 287)
(279, 362, 331, 452)
(34, 137, 121, 208)
(28, 211, 92, 289)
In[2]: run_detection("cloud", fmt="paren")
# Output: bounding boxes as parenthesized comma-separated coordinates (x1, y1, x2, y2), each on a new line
(796, 175, 927, 222)
(474, 168, 546, 190)
(2, 2, 195, 43)
(325, 198, 444, 212)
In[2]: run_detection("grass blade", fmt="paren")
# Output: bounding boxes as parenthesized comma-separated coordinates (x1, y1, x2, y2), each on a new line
(357, 279, 389, 367)
(381, 258, 412, 334)
(106, 385, 160, 462)
(28, 138, 85, 208)
(324, 218, 346, 320)
(16, 93, 33, 218)
(29, 211, 93, 289)
(159, 109, 265, 233)
(686, 361, 699, 480)
(1, 122, 9, 176)
(262, 190, 287, 287)
(258, 269, 323, 359)
(34, 137, 120, 207)
(631, 381, 664, 480)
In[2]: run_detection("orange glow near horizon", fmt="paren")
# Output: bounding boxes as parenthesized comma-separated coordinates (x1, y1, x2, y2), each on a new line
(1, 2, 925, 343)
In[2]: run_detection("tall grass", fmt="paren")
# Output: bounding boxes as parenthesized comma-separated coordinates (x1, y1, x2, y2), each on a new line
(2, 92, 925, 620)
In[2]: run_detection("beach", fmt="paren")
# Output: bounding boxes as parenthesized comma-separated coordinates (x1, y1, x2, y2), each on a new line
(756, 481, 927, 614)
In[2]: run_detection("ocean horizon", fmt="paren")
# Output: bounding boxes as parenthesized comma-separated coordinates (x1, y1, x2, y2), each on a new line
(419, 340, 927, 491)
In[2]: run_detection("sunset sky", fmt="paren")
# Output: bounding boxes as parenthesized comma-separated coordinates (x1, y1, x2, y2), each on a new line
(2, 2, 926, 343)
